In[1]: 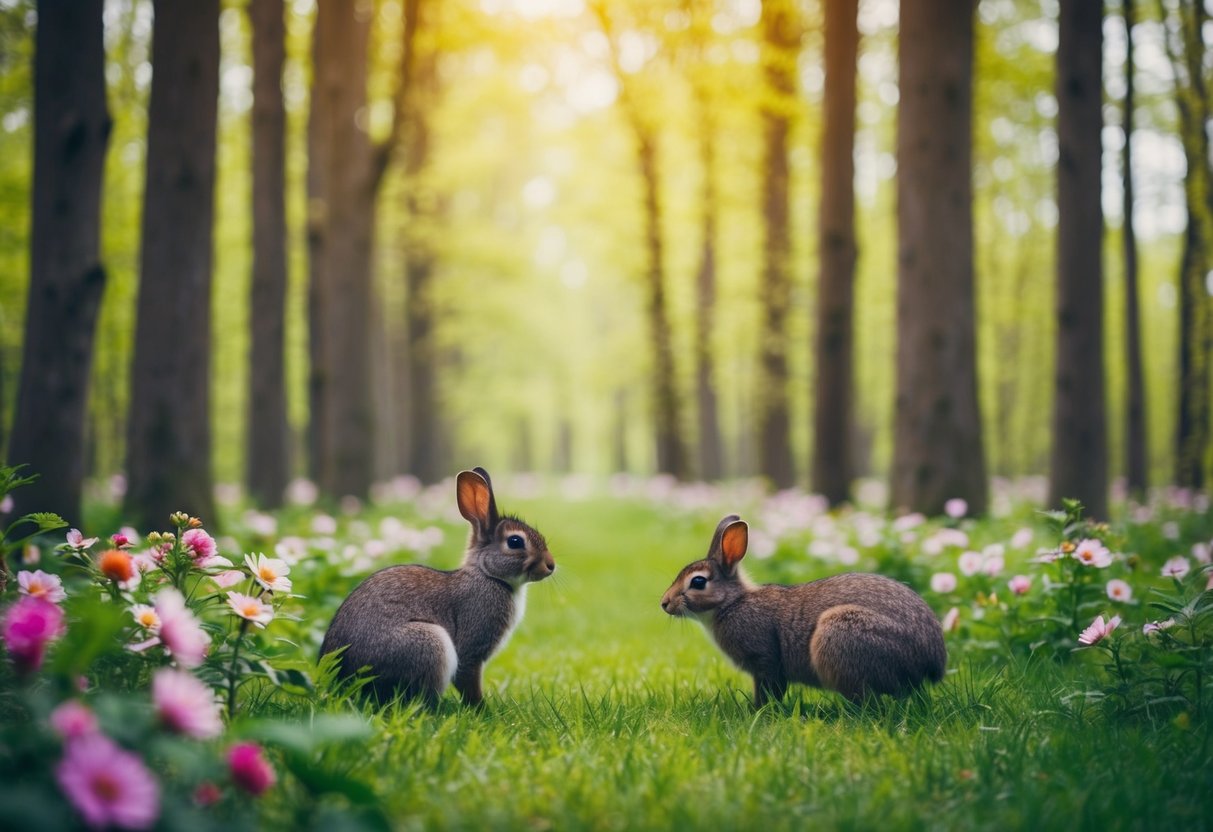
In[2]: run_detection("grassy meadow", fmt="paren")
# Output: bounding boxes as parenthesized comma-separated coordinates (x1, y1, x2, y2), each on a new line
(221, 485, 1212, 830)
(2, 475, 1211, 830)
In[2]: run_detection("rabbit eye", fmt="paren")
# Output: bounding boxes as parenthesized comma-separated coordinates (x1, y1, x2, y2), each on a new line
(689, 576, 707, 590)
(506, 534, 526, 550)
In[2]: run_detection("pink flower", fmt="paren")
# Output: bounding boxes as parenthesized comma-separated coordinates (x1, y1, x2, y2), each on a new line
(3, 596, 66, 673)
(193, 782, 222, 807)
(225, 592, 274, 628)
(110, 533, 133, 549)
(1105, 579, 1132, 602)
(18, 570, 66, 603)
(1161, 556, 1191, 579)
(941, 607, 960, 633)
(958, 551, 983, 577)
(131, 552, 160, 574)
(982, 553, 1005, 577)
(244, 553, 292, 593)
(50, 700, 99, 741)
(1142, 619, 1175, 636)
(1077, 614, 1121, 646)
(1073, 539, 1113, 568)
(944, 498, 968, 519)
(1010, 528, 1034, 550)
(228, 742, 275, 795)
(66, 529, 99, 550)
(152, 668, 223, 739)
(1007, 575, 1032, 595)
(182, 529, 231, 569)
(56, 733, 160, 830)
(929, 572, 957, 593)
(153, 589, 209, 668)
(211, 570, 245, 589)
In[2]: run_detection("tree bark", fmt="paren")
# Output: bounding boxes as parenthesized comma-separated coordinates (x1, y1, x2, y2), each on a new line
(125, 0, 220, 528)
(891, 0, 987, 516)
(246, 0, 291, 508)
(692, 90, 724, 482)
(637, 127, 688, 479)
(1049, 0, 1107, 518)
(403, 48, 444, 484)
(7, 0, 110, 527)
(756, 0, 798, 490)
(307, 0, 376, 499)
(1122, 0, 1147, 498)
(811, 0, 859, 506)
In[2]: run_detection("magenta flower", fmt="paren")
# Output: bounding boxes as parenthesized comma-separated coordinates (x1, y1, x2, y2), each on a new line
(50, 700, 99, 741)
(228, 742, 276, 795)
(56, 734, 160, 830)
(152, 668, 223, 739)
(182, 529, 231, 569)
(1161, 556, 1191, 579)
(1077, 614, 1121, 646)
(110, 532, 133, 549)
(1007, 575, 1032, 595)
(3, 596, 66, 673)
(18, 569, 66, 604)
(153, 589, 210, 668)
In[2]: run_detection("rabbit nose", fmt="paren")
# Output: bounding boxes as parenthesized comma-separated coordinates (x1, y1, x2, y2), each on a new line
(661, 598, 670, 610)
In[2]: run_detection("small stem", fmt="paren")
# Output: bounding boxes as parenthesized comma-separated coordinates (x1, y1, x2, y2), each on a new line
(227, 618, 251, 719)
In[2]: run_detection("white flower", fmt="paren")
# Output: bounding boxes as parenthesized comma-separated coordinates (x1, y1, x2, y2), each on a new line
(18, 570, 66, 603)
(130, 604, 161, 633)
(226, 592, 274, 628)
(1105, 579, 1132, 602)
(1073, 539, 1113, 568)
(244, 553, 292, 593)
(1161, 556, 1191, 579)
(930, 572, 957, 593)
(65, 529, 98, 550)
(958, 551, 984, 577)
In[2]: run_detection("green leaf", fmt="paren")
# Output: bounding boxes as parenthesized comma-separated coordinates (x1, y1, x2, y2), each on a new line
(15, 512, 67, 532)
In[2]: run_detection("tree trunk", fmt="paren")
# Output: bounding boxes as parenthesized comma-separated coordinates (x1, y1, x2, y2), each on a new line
(692, 91, 724, 482)
(307, 0, 377, 499)
(811, 0, 859, 506)
(125, 0, 219, 528)
(403, 49, 444, 484)
(1049, 0, 1107, 518)
(756, 0, 798, 490)
(1122, 0, 1147, 498)
(891, 0, 987, 516)
(1166, 0, 1212, 491)
(246, 0, 291, 508)
(7, 0, 110, 527)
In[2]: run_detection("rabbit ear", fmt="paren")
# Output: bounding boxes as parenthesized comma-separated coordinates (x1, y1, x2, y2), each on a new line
(708, 514, 743, 564)
(457, 469, 499, 537)
(717, 519, 748, 571)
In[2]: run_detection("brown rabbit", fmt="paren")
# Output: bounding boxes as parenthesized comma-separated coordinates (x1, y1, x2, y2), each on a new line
(660, 515, 946, 706)
(321, 467, 555, 706)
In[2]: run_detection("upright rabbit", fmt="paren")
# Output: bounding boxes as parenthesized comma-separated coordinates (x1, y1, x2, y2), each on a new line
(661, 515, 946, 706)
(321, 468, 555, 706)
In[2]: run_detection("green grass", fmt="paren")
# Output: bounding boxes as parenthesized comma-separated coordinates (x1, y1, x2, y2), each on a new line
(254, 498, 1213, 830)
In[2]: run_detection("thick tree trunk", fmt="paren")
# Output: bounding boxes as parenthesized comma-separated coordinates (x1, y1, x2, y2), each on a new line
(7, 0, 110, 527)
(1049, 0, 1107, 518)
(812, 0, 859, 506)
(756, 0, 797, 490)
(891, 0, 987, 516)
(307, 0, 377, 499)
(692, 92, 723, 482)
(1122, 0, 1147, 498)
(637, 128, 687, 479)
(246, 0, 291, 508)
(125, 0, 219, 528)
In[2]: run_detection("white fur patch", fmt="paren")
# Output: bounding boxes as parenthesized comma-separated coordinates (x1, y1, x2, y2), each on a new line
(493, 584, 527, 658)
(416, 622, 458, 688)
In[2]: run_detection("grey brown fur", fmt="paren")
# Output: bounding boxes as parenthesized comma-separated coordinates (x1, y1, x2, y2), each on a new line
(661, 514, 946, 706)
(321, 467, 555, 706)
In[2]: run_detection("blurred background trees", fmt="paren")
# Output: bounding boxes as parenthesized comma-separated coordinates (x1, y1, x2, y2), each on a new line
(0, 0, 1205, 519)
